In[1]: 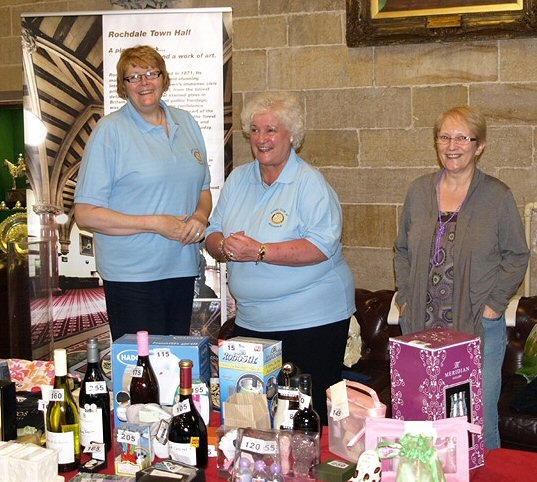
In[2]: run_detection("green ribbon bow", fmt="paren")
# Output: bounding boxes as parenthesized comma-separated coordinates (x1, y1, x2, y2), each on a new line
(376, 433, 446, 482)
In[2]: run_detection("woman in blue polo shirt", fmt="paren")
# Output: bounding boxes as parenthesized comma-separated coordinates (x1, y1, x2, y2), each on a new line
(75, 46, 211, 341)
(206, 92, 355, 425)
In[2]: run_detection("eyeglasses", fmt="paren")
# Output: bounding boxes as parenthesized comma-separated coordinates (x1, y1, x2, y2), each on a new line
(436, 135, 477, 146)
(123, 70, 162, 83)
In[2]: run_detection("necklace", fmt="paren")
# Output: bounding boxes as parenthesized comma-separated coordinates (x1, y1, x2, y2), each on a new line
(432, 171, 465, 267)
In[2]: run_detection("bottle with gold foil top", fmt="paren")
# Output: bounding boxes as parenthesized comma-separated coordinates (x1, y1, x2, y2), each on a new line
(46, 348, 81, 472)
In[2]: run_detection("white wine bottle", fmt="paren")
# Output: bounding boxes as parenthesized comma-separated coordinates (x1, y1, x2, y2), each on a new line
(168, 359, 208, 468)
(79, 338, 111, 451)
(46, 348, 81, 472)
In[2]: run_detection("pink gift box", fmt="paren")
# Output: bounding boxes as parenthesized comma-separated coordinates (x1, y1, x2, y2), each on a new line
(389, 329, 484, 469)
(364, 416, 480, 482)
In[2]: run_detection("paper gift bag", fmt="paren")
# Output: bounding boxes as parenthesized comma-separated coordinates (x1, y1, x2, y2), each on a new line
(326, 380, 386, 462)
(222, 392, 271, 430)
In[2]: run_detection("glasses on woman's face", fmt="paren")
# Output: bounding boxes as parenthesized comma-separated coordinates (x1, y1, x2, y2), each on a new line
(436, 135, 477, 146)
(123, 70, 162, 84)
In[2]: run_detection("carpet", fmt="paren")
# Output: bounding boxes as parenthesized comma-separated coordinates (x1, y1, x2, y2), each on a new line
(31, 287, 108, 347)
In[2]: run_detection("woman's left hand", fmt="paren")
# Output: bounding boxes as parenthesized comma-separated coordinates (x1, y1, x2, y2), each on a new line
(180, 213, 208, 245)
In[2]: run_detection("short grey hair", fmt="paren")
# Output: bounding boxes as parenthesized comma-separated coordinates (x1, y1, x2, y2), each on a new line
(241, 92, 305, 150)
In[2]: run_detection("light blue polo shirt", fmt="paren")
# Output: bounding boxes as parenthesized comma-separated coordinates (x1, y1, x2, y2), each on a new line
(207, 150, 355, 331)
(75, 100, 210, 282)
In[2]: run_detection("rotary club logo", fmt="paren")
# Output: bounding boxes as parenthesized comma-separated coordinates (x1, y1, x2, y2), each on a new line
(192, 148, 204, 164)
(270, 210, 286, 226)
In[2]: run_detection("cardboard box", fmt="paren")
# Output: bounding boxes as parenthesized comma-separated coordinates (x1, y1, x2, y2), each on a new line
(315, 459, 356, 482)
(218, 336, 282, 425)
(112, 334, 210, 425)
(389, 329, 484, 469)
(114, 423, 152, 477)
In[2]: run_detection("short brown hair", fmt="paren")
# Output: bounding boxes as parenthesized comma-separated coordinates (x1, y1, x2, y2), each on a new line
(116, 45, 170, 99)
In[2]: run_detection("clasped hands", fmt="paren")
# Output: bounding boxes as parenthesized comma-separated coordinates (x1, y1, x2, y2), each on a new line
(159, 214, 207, 245)
(220, 231, 260, 262)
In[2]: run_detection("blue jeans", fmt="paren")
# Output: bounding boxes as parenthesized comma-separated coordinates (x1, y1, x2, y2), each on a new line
(481, 313, 507, 450)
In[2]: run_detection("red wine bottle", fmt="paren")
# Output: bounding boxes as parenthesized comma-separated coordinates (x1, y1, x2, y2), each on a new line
(292, 373, 320, 435)
(167, 359, 208, 468)
(79, 338, 111, 451)
(129, 331, 160, 405)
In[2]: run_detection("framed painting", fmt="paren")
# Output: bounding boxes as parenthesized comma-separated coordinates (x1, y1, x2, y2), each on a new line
(79, 234, 94, 257)
(346, 0, 537, 46)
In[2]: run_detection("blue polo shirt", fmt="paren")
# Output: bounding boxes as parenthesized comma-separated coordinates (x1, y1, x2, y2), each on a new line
(207, 150, 355, 331)
(75, 100, 210, 282)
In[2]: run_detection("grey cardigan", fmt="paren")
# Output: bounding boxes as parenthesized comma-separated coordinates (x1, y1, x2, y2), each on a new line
(394, 168, 529, 337)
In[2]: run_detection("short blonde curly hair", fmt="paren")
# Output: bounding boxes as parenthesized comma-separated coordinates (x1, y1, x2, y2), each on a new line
(241, 92, 305, 150)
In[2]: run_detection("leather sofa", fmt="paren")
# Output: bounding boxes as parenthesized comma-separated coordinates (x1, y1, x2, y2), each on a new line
(348, 288, 537, 452)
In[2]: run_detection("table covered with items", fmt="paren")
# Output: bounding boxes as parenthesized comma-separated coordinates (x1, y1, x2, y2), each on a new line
(2, 329, 537, 481)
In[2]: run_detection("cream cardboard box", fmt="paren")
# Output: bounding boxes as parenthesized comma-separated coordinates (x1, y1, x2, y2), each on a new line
(389, 329, 484, 469)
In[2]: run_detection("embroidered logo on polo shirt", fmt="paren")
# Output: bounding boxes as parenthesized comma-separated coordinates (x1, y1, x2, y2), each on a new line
(192, 148, 204, 164)
(270, 210, 286, 227)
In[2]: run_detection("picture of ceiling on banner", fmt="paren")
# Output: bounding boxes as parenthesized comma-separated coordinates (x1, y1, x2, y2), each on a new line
(19, 8, 232, 362)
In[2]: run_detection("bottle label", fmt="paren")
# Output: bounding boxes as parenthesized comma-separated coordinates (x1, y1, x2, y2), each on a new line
(46, 430, 75, 464)
(132, 366, 144, 378)
(192, 382, 208, 395)
(85, 381, 107, 395)
(49, 388, 65, 402)
(172, 399, 192, 417)
(79, 406, 104, 446)
(283, 409, 297, 429)
(278, 387, 298, 399)
(168, 441, 197, 465)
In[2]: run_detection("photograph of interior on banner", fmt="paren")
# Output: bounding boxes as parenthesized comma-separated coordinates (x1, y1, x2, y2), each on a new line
(19, 8, 232, 364)
(346, 0, 537, 46)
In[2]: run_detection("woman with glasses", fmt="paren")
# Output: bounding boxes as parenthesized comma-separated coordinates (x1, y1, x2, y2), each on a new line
(75, 45, 211, 340)
(394, 106, 529, 449)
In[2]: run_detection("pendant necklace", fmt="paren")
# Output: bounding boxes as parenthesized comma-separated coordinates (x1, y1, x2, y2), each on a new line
(432, 170, 466, 267)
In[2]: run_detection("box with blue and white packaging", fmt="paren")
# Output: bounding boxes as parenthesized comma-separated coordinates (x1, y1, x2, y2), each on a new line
(218, 336, 282, 425)
(112, 334, 210, 426)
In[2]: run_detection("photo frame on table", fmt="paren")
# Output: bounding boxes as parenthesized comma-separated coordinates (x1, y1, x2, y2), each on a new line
(346, 0, 537, 46)
(79, 233, 94, 257)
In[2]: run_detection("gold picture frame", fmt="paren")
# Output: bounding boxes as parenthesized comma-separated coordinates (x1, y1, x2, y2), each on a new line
(346, 0, 537, 46)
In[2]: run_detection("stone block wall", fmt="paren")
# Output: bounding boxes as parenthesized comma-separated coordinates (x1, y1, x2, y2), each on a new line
(1, 0, 536, 292)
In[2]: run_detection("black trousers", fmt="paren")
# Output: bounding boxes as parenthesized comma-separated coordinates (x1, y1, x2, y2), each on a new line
(233, 317, 351, 426)
(103, 277, 195, 341)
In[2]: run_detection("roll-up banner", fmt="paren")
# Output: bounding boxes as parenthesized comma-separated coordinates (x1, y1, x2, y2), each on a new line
(20, 8, 232, 360)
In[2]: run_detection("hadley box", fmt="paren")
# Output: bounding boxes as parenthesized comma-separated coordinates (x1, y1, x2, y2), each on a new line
(389, 329, 484, 469)
(218, 336, 282, 425)
(111, 334, 211, 426)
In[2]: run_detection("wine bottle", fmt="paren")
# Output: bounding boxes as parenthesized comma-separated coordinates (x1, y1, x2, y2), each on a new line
(168, 359, 208, 468)
(273, 362, 300, 430)
(292, 373, 321, 435)
(45, 348, 81, 472)
(129, 330, 160, 405)
(79, 338, 111, 451)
